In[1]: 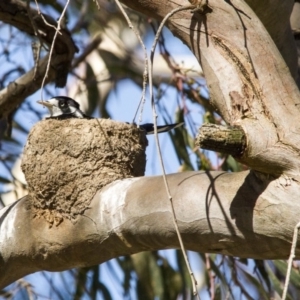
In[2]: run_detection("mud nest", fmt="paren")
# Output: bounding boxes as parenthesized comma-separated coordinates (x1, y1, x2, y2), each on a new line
(21, 118, 148, 225)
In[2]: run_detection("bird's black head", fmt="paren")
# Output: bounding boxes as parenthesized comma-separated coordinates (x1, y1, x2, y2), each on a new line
(37, 96, 88, 119)
(54, 96, 81, 110)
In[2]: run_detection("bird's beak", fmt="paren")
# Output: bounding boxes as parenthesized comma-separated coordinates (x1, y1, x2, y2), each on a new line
(37, 100, 54, 108)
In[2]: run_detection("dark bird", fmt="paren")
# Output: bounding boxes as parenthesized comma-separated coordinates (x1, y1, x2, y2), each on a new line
(37, 96, 183, 135)
(138, 123, 183, 134)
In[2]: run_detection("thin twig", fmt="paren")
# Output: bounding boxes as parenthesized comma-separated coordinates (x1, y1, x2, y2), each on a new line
(282, 221, 300, 300)
(148, 4, 200, 298)
(114, 0, 148, 126)
(39, 0, 70, 100)
(33, 0, 60, 31)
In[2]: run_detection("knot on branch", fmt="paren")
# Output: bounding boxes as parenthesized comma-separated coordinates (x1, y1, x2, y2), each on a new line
(195, 123, 246, 156)
(21, 119, 147, 226)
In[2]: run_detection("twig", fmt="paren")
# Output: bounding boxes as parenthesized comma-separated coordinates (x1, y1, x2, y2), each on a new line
(39, 0, 70, 100)
(114, 0, 148, 126)
(148, 4, 200, 298)
(282, 221, 300, 300)
(33, 0, 60, 31)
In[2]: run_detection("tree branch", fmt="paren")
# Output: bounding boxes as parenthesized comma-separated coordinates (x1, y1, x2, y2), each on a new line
(120, 0, 300, 178)
(196, 124, 246, 156)
(1, 170, 300, 288)
(0, 0, 78, 118)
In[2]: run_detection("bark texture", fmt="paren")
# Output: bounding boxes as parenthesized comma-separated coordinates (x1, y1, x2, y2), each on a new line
(196, 124, 246, 156)
(1, 171, 300, 289)
(121, 0, 300, 177)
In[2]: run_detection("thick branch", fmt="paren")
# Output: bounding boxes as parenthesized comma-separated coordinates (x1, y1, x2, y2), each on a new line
(1, 171, 300, 288)
(121, 0, 300, 177)
(246, 0, 297, 79)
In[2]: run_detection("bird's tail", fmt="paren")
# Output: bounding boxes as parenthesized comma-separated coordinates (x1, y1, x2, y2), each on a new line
(140, 122, 184, 135)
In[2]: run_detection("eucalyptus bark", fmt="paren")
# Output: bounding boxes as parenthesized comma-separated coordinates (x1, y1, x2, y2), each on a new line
(1, 171, 300, 289)
(196, 124, 246, 156)
(121, 0, 300, 177)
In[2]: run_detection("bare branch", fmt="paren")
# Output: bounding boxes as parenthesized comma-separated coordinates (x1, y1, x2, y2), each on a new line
(0, 0, 77, 118)
(113, 0, 149, 125)
(39, 0, 71, 100)
(148, 4, 199, 297)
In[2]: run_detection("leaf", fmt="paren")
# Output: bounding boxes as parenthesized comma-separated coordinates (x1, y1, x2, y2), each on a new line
(165, 110, 194, 170)
(274, 260, 300, 289)
(176, 250, 193, 295)
(116, 257, 132, 295)
(0, 176, 12, 184)
(266, 262, 293, 300)
(237, 264, 269, 300)
(12, 120, 29, 134)
(131, 252, 159, 300)
(202, 254, 235, 299)
(97, 282, 113, 300)
(222, 155, 243, 172)
(254, 260, 271, 293)
(158, 253, 183, 299)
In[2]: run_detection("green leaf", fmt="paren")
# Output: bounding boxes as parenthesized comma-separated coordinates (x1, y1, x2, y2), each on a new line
(176, 250, 193, 294)
(131, 252, 159, 300)
(266, 262, 293, 300)
(274, 260, 300, 289)
(97, 281, 113, 300)
(116, 257, 132, 295)
(238, 264, 269, 300)
(222, 155, 243, 172)
(201, 254, 234, 299)
(165, 110, 194, 170)
(13, 120, 29, 134)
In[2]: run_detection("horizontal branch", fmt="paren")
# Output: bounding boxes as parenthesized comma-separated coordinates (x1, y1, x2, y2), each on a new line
(0, 55, 55, 117)
(1, 170, 300, 288)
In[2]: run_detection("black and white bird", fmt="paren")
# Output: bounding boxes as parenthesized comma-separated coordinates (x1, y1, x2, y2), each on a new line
(37, 96, 183, 135)
(37, 96, 91, 119)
